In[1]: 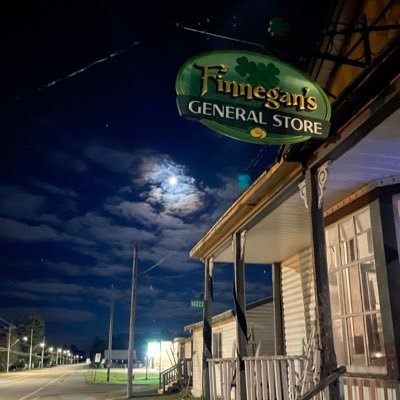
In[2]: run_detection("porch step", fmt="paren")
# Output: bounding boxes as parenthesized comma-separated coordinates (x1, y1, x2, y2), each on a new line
(158, 380, 182, 394)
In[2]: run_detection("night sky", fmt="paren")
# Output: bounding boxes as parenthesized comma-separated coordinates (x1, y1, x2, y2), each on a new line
(0, 1, 333, 352)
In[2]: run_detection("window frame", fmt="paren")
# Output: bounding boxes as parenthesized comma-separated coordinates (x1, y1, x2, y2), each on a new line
(326, 206, 386, 374)
(212, 332, 222, 358)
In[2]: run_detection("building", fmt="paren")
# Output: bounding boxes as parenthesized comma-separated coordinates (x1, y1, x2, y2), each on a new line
(103, 349, 136, 368)
(185, 298, 274, 398)
(147, 340, 176, 371)
(188, 1, 400, 399)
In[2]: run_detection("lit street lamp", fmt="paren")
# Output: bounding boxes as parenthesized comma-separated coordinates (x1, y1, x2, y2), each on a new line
(40, 340, 45, 368)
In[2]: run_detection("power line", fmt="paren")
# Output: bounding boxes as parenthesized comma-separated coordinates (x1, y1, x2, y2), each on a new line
(2, 40, 143, 108)
(137, 254, 172, 277)
(176, 23, 265, 49)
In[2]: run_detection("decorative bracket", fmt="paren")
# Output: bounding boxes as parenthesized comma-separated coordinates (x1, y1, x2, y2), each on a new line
(209, 257, 214, 276)
(299, 180, 308, 209)
(240, 230, 247, 261)
(299, 161, 330, 210)
(317, 161, 329, 209)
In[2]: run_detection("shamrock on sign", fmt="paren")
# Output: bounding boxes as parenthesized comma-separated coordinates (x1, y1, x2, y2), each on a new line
(235, 56, 280, 88)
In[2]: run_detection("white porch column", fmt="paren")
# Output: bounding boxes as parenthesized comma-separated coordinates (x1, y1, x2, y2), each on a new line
(202, 257, 213, 400)
(233, 231, 248, 399)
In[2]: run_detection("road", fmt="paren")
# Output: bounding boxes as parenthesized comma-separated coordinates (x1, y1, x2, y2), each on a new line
(0, 364, 132, 400)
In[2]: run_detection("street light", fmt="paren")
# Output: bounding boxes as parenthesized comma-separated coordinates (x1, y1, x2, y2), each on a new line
(40, 340, 45, 368)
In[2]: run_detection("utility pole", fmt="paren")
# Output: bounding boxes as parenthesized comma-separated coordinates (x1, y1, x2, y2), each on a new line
(7, 326, 11, 374)
(29, 329, 33, 370)
(41, 336, 45, 368)
(107, 284, 115, 382)
(127, 244, 138, 398)
(1, 318, 15, 374)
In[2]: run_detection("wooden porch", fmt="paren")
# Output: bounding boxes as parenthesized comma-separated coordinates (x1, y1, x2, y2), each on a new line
(208, 355, 324, 400)
(207, 356, 399, 400)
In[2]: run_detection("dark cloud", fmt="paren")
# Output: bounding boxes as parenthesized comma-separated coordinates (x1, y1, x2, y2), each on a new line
(0, 306, 96, 323)
(0, 185, 45, 220)
(0, 217, 93, 245)
(50, 151, 89, 173)
(32, 181, 78, 198)
(86, 145, 135, 173)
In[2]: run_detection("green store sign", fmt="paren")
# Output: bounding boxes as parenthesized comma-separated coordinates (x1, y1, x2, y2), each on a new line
(176, 50, 331, 145)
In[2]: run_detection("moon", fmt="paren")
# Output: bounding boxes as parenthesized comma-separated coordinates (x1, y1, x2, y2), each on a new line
(168, 175, 178, 186)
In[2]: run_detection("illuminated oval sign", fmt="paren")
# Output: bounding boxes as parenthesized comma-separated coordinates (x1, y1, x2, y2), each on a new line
(176, 50, 331, 145)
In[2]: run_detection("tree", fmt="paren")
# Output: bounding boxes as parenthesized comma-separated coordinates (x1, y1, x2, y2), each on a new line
(89, 336, 106, 360)
(17, 313, 45, 346)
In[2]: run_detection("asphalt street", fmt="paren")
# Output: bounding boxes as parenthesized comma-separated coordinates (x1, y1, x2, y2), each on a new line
(0, 365, 139, 400)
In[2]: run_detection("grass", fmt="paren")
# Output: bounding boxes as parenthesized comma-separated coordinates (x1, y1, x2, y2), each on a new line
(86, 370, 160, 385)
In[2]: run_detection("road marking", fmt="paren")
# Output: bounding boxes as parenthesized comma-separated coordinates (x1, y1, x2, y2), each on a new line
(18, 371, 71, 400)
(0, 375, 37, 388)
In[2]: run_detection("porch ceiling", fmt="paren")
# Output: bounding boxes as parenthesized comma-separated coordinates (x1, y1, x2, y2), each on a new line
(213, 107, 400, 265)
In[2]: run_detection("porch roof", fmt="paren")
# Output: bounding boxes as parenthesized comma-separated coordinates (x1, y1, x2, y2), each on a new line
(190, 84, 400, 264)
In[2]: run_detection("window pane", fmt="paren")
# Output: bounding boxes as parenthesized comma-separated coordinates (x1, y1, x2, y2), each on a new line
(354, 209, 371, 234)
(347, 316, 366, 366)
(327, 244, 340, 272)
(339, 218, 355, 240)
(326, 226, 339, 246)
(344, 267, 362, 314)
(212, 333, 222, 358)
(340, 239, 356, 265)
(357, 230, 373, 259)
(366, 314, 385, 367)
(332, 318, 348, 365)
(360, 261, 380, 311)
(329, 272, 342, 316)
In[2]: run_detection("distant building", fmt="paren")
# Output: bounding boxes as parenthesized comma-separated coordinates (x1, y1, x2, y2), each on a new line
(104, 349, 136, 367)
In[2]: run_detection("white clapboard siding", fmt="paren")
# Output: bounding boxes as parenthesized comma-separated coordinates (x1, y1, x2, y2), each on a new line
(219, 320, 236, 358)
(192, 329, 204, 397)
(190, 298, 274, 398)
(247, 301, 275, 355)
(281, 248, 316, 356)
(215, 321, 235, 398)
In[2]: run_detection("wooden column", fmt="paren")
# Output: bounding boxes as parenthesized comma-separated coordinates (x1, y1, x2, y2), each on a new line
(272, 262, 285, 355)
(305, 166, 339, 400)
(202, 257, 213, 400)
(370, 187, 400, 378)
(233, 231, 248, 400)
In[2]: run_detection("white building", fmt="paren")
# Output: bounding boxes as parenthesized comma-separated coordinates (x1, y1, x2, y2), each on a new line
(185, 298, 274, 398)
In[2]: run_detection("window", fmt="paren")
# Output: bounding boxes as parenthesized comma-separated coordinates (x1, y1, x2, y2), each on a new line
(212, 332, 222, 358)
(326, 207, 385, 371)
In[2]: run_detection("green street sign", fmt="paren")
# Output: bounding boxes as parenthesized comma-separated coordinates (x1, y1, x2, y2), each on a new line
(176, 50, 331, 145)
(191, 299, 205, 308)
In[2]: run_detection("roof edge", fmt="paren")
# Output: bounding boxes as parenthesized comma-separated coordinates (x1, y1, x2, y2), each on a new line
(190, 160, 302, 260)
(184, 296, 273, 332)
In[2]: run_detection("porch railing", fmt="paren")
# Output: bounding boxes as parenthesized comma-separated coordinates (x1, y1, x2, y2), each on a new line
(208, 357, 399, 400)
(244, 356, 307, 400)
(208, 358, 237, 400)
(208, 356, 339, 400)
(159, 359, 192, 393)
